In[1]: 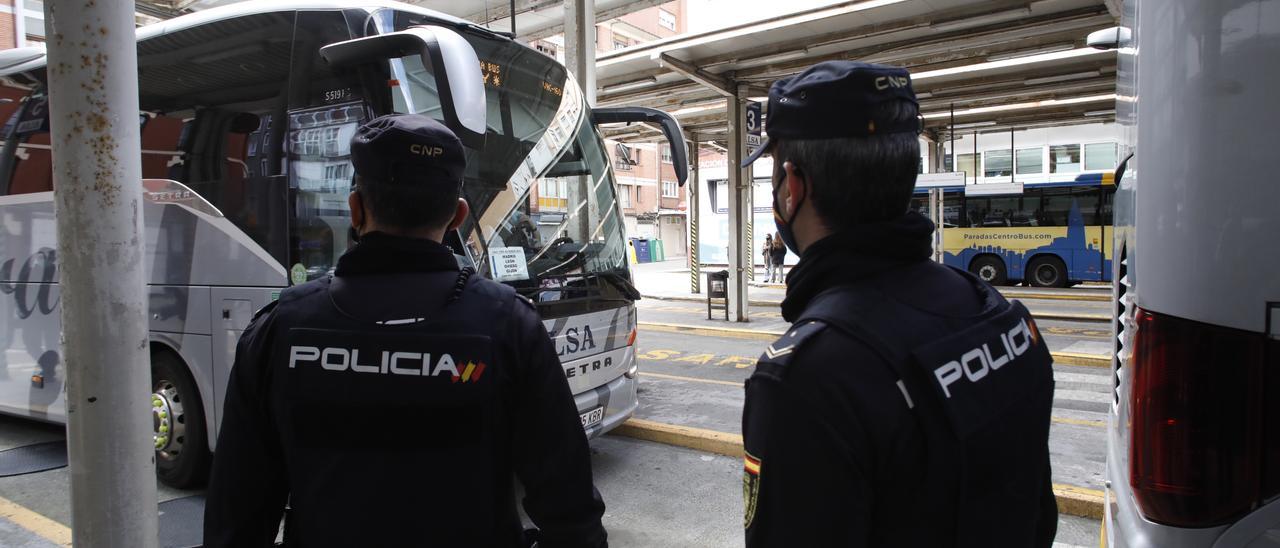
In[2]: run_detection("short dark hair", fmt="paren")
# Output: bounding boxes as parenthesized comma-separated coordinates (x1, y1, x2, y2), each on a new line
(771, 99, 919, 230)
(354, 175, 459, 230)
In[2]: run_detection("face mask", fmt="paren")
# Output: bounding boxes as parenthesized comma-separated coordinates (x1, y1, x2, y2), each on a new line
(772, 179, 803, 254)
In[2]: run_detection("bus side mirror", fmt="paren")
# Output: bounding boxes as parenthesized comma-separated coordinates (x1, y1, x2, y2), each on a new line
(591, 107, 689, 186)
(1087, 26, 1132, 51)
(320, 26, 486, 148)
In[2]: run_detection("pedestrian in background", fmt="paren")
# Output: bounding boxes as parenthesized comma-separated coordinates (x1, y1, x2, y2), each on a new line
(768, 236, 787, 283)
(204, 114, 607, 548)
(762, 234, 774, 281)
(739, 61, 1057, 547)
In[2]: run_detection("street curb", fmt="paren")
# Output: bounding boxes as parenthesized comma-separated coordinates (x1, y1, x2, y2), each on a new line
(611, 418, 744, 458)
(639, 321, 1112, 368)
(610, 418, 1105, 520)
(644, 294, 781, 307)
(642, 294, 1112, 321)
(1053, 483, 1107, 520)
(1052, 351, 1112, 368)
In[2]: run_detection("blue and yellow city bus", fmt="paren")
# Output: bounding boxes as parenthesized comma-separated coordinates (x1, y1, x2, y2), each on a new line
(911, 172, 1115, 287)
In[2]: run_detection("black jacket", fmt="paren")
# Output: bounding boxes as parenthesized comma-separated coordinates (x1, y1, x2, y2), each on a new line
(742, 214, 1057, 547)
(204, 233, 607, 548)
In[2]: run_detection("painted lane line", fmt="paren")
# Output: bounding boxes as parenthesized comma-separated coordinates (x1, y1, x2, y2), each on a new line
(610, 418, 1105, 519)
(645, 371, 1105, 427)
(641, 371, 743, 387)
(639, 321, 1113, 367)
(0, 496, 71, 547)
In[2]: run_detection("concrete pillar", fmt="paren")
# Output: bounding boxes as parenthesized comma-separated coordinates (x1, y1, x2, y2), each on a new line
(563, 0, 596, 106)
(45, 0, 159, 545)
(726, 83, 751, 322)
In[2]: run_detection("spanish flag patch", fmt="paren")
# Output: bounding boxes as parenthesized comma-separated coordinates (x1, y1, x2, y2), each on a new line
(743, 452, 762, 529)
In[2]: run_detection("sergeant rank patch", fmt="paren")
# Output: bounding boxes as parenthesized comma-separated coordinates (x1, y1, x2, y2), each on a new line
(743, 451, 762, 529)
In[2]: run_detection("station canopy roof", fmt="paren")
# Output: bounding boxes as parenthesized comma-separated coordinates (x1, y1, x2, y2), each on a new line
(591, 0, 1121, 147)
(136, 0, 1122, 148)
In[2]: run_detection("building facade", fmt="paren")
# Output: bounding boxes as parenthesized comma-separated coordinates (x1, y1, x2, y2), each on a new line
(528, 0, 690, 258)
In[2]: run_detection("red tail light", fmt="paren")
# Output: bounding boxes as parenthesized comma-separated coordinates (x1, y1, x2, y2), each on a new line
(1129, 308, 1273, 527)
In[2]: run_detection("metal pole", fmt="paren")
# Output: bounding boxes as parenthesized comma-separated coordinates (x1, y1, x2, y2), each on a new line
(510, 0, 516, 36)
(726, 83, 750, 322)
(688, 142, 700, 293)
(929, 188, 943, 263)
(949, 103, 955, 176)
(563, 0, 596, 106)
(45, 1, 159, 546)
(1010, 127, 1015, 184)
(972, 130, 977, 183)
(14, 0, 25, 48)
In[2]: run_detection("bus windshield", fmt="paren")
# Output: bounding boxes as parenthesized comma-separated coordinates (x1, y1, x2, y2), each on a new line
(381, 12, 632, 306)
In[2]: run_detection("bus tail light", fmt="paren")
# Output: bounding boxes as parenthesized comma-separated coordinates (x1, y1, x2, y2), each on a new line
(627, 328, 637, 347)
(1129, 308, 1275, 527)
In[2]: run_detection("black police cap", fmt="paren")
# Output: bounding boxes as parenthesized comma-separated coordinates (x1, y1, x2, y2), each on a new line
(350, 114, 466, 189)
(742, 61, 921, 168)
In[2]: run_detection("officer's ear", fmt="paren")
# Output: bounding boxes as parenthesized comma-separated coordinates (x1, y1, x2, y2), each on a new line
(446, 198, 469, 231)
(782, 161, 807, 217)
(349, 191, 366, 229)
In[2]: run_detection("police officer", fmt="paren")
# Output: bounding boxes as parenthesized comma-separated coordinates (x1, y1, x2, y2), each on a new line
(739, 62, 1057, 547)
(204, 114, 608, 548)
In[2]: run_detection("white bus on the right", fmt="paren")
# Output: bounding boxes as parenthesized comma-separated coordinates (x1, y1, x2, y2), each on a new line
(1098, 0, 1279, 546)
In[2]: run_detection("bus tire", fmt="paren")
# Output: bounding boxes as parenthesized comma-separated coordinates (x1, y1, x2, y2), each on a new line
(969, 255, 1007, 285)
(151, 349, 211, 489)
(1027, 255, 1068, 288)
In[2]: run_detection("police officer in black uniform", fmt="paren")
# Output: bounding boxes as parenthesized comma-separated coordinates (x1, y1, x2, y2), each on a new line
(204, 114, 608, 548)
(739, 62, 1058, 547)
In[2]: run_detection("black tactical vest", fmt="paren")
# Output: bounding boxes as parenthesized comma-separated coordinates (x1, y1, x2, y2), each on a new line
(795, 264, 1057, 547)
(265, 271, 524, 547)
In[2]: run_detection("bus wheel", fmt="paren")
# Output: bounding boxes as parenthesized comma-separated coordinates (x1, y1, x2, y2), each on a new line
(1027, 256, 1068, 288)
(969, 256, 1007, 285)
(151, 350, 211, 489)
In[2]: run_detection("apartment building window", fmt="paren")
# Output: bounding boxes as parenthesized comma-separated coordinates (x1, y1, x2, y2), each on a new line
(619, 185, 632, 208)
(1084, 142, 1118, 171)
(658, 9, 677, 31)
(613, 39, 629, 50)
(615, 143, 635, 171)
(662, 180, 678, 198)
(1050, 144, 1081, 173)
(1016, 147, 1043, 174)
(535, 42, 558, 58)
(661, 145, 672, 164)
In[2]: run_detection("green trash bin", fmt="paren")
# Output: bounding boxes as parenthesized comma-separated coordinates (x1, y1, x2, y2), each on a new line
(652, 239, 665, 262)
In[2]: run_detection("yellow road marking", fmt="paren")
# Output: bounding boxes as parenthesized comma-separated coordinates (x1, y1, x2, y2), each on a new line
(611, 418, 1105, 519)
(0, 495, 71, 547)
(1041, 326, 1110, 338)
(1003, 290, 1110, 302)
(639, 321, 1112, 368)
(643, 371, 1101, 426)
(639, 321, 778, 341)
(641, 371, 743, 387)
(1053, 416, 1105, 428)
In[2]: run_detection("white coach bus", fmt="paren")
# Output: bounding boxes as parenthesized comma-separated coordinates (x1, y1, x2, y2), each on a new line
(1097, 0, 1279, 545)
(0, 0, 687, 487)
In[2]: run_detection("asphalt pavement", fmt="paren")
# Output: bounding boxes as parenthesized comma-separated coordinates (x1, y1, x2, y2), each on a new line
(0, 257, 1109, 546)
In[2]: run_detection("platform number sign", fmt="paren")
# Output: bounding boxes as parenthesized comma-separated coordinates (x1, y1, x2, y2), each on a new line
(745, 101, 763, 154)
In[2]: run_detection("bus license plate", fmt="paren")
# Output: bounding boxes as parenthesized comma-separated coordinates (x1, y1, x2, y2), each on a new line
(580, 407, 604, 429)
